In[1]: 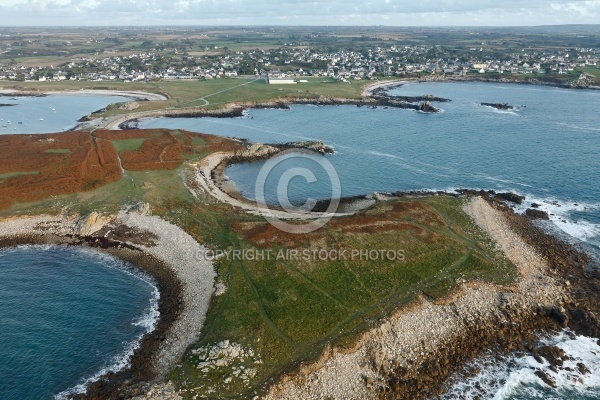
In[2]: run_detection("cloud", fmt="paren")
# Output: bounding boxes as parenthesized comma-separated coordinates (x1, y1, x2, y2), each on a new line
(1, 0, 599, 25)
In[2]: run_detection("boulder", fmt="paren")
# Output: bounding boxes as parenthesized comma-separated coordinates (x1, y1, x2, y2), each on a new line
(526, 208, 550, 220)
(496, 192, 525, 204)
(77, 212, 115, 236)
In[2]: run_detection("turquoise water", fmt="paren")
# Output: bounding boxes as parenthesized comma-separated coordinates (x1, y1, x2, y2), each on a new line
(0, 94, 132, 134)
(138, 82, 600, 399)
(0, 245, 158, 399)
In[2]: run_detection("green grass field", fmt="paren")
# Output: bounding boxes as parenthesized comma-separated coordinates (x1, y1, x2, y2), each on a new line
(44, 148, 72, 154)
(0, 77, 370, 116)
(580, 66, 600, 78)
(0, 171, 39, 183)
(112, 138, 147, 153)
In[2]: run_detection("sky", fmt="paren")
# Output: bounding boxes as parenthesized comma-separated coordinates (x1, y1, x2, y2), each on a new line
(0, 0, 600, 26)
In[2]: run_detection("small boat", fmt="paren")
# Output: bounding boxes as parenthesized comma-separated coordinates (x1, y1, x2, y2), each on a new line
(40, 118, 44, 121)
(18, 122, 23, 124)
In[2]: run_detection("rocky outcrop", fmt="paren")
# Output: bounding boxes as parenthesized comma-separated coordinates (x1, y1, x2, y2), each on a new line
(227, 140, 335, 166)
(119, 101, 141, 111)
(76, 212, 116, 236)
(495, 192, 525, 204)
(418, 101, 439, 112)
(526, 208, 550, 220)
(118, 118, 140, 130)
(370, 89, 451, 103)
(481, 102, 514, 110)
(234, 143, 280, 160)
(280, 140, 335, 155)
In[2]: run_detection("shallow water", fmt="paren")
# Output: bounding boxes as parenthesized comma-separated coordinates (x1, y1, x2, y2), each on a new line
(0, 245, 158, 399)
(0, 94, 133, 134)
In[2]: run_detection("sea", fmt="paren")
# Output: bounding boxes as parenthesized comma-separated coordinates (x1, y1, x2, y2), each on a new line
(0, 93, 133, 134)
(1, 82, 600, 398)
(0, 245, 158, 400)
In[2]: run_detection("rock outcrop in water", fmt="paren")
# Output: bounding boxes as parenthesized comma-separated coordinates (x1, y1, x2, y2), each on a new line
(496, 192, 526, 204)
(526, 208, 550, 220)
(481, 102, 514, 110)
(281, 140, 335, 154)
(228, 140, 335, 165)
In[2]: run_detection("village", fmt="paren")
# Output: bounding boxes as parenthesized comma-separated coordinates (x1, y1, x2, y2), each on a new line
(0, 40, 598, 84)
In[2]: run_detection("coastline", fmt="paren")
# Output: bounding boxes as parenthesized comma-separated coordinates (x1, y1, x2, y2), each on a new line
(5, 75, 595, 133)
(0, 211, 215, 399)
(0, 191, 597, 399)
(192, 143, 600, 398)
(2, 79, 599, 398)
(262, 195, 594, 399)
(0, 88, 168, 102)
(360, 74, 600, 97)
(193, 147, 372, 220)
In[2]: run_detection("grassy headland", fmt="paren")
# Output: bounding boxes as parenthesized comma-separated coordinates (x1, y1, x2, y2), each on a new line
(0, 129, 517, 399)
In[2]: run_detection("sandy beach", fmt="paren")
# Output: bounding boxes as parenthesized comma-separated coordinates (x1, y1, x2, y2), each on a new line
(0, 88, 167, 101)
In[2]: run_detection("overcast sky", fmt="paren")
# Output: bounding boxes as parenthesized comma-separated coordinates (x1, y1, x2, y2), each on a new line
(1, 0, 600, 26)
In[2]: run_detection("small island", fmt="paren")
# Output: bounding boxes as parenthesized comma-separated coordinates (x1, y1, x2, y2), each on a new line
(481, 102, 514, 110)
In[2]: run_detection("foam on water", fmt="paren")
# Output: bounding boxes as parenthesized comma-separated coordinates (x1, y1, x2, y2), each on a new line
(556, 122, 600, 132)
(509, 195, 600, 244)
(443, 330, 600, 400)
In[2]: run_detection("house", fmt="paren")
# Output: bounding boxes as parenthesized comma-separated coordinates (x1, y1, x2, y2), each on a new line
(267, 75, 296, 84)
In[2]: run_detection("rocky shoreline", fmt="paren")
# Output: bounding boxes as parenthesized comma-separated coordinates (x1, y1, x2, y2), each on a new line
(262, 194, 596, 399)
(362, 73, 600, 95)
(107, 94, 444, 131)
(0, 210, 215, 399)
(1, 184, 597, 399)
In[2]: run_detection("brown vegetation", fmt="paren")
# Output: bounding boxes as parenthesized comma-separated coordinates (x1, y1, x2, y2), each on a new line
(233, 200, 445, 248)
(0, 129, 243, 211)
(0, 131, 121, 210)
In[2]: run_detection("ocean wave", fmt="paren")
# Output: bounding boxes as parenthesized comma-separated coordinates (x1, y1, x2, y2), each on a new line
(479, 104, 520, 116)
(475, 174, 534, 188)
(508, 195, 600, 243)
(55, 290, 159, 400)
(556, 122, 600, 132)
(367, 150, 406, 161)
(0, 245, 161, 399)
(443, 330, 600, 400)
